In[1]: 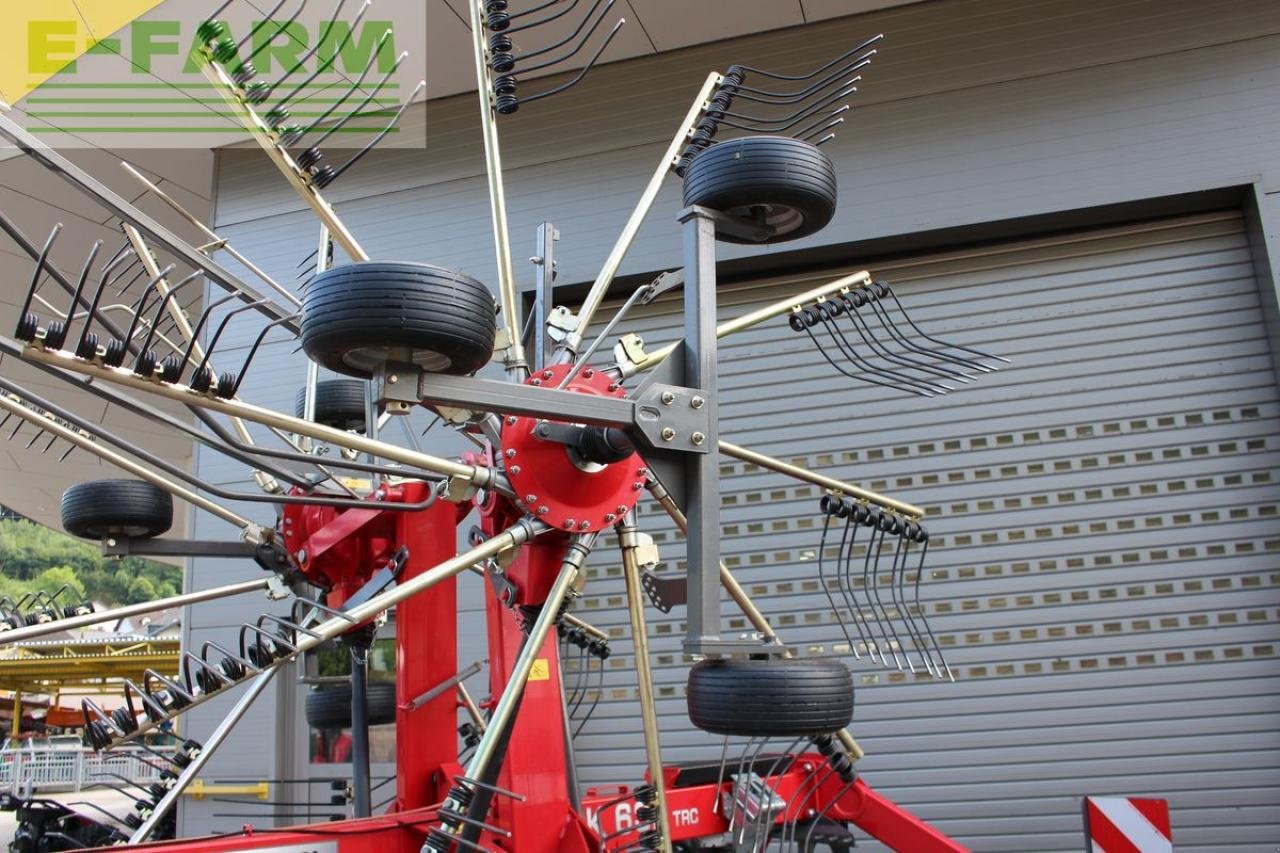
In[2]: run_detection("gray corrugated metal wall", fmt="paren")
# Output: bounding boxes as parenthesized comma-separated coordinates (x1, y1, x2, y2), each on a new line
(180, 0, 1280, 845)
(567, 210, 1280, 851)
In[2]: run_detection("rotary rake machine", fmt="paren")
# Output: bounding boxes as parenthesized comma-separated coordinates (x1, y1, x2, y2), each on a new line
(0, 1, 1006, 850)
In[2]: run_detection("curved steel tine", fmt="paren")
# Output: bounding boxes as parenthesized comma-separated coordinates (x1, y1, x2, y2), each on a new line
(509, 0, 581, 31)
(879, 522, 916, 675)
(713, 82, 858, 132)
(736, 33, 884, 82)
(734, 737, 772, 847)
(268, 0, 355, 104)
(293, 595, 360, 624)
(856, 523, 887, 667)
(329, 79, 426, 183)
(200, 639, 258, 676)
(845, 288, 967, 384)
(518, 0, 612, 69)
(235, 0, 293, 52)
(132, 271, 204, 370)
(786, 762, 840, 851)
(800, 318, 931, 397)
(516, 18, 625, 107)
(864, 521, 903, 670)
(297, 32, 397, 143)
(184, 295, 268, 379)
(16, 224, 63, 335)
(182, 650, 233, 694)
(856, 284, 975, 380)
(108, 257, 145, 297)
(879, 281, 1010, 366)
(76, 246, 136, 353)
(791, 105, 848, 141)
(750, 739, 803, 848)
(839, 508, 878, 662)
(892, 525, 936, 677)
(710, 735, 732, 815)
(801, 777, 858, 852)
(142, 668, 196, 711)
(819, 309, 945, 396)
(122, 678, 170, 722)
(239, 622, 296, 661)
(120, 264, 177, 345)
(59, 240, 103, 332)
(826, 300, 954, 393)
(723, 736, 755, 830)
(229, 313, 300, 396)
(818, 514, 859, 660)
(22, 429, 46, 451)
(912, 536, 952, 681)
(798, 117, 845, 144)
(733, 54, 874, 105)
(572, 660, 604, 738)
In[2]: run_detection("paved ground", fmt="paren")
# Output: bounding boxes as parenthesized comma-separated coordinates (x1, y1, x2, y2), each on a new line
(0, 787, 137, 847)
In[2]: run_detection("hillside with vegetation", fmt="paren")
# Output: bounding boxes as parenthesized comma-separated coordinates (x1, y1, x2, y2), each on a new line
(0, 517, 181, 606)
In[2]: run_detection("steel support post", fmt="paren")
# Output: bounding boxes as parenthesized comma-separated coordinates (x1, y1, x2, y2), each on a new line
(619, 514, 674, 852)
(679, 207, 723, 654)
(349, 643, 372, 818)
(533, 223, 557, 372)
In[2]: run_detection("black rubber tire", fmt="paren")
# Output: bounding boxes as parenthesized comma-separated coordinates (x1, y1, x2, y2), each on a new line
(687, 658, 853, 737)
(300, 261, 497, 379)
(60, 480, 173, 540)
(304, 682, 397, 728)
(682, 135, 837, 245)
(294, 379, 367, 432)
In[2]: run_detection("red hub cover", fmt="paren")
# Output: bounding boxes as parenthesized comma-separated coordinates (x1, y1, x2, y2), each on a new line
(500, 364, 646, 532)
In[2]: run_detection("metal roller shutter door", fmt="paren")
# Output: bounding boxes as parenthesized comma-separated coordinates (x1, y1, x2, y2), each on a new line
(568, 210, 1280, 851)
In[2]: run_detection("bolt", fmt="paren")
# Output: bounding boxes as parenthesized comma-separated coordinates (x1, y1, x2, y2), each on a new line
(603, 513, 616, 523)
(633, 481, 644, 491)
(608, 383, 620, 392)
(295, 549, 307, 563)
(661, 427, 676, 441)
(691, 396, 705, 409)
(531, 379, 542, 386)
(106, 538, 117, 547)
(538, 505, 549, 515)
(661, 391, 675, 405)
(506, 416, 517, 425)
(637, 467, 649, 477)
(374, 490, 385, 501)
(692, 431, 705, 445)
(509, 465, 521, 475)
(616, 505, 628, 515)
(583, 368, 594, 378)
(505, 448, 516, 458)
(579, 521, 591, 531)
(387, 374, 398, 384)
(563, 519, 576, 529)
(542, 370, 553, 379)
(525, 494, 537, 505)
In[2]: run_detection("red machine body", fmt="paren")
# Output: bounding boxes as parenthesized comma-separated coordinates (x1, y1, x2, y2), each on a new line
(130, 369, 967, 852)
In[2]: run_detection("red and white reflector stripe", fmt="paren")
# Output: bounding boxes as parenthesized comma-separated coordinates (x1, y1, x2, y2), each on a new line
(1083, 796, 1173, 853)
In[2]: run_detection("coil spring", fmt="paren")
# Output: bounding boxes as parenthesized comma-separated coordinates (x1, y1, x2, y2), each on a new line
(675, 67, 745, 176)
(810, 733, 856, 783)
(311, 164, 338, 189)
(215, 371, 238, 399)
(297, 146, 323, 171)
(188, 366, 214, 394)
(111, 706, 138, 735)
(633, 784, 662, 850)
(102, 338, 127, 367)
(196, 20, 228, 45)
(14, 312, 39, 342)
(43, 320, 68, 351)
(244, 81, 272, 104)
(493, 73, 519, 115)
(159, 354, 184, 384)
(557, 622, 611, 660)
(488, 32, 512, 52)
(74, 332, 99, 361)
(265, 105, 290, 130)
(277, 125, 306, 147)
(134, 349, 157, 378)
(231, 60, 257, 88)
(486, 5, 510, 32)
(818, 495, 928, 544)
(424, 782, 476, 850)
(211, 38, 238, 65)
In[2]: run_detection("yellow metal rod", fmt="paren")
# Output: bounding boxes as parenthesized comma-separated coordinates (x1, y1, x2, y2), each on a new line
(719, 440, 923, 519)
(629, 271, 872, 373)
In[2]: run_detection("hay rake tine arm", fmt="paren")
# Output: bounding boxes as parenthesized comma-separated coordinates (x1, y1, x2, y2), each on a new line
(15, 343, 496, 489)
(0, 388, 258, 534)
(558, 71, 725, 360)
(646, 478, 866, 763)
(0, 113, 299, 333)
(129, 667, 277, 844)
(121, 165, 300, 308)
(102, 519, 549, 752)
(0, 578, 271, 646)
(622, 270, 873, 374)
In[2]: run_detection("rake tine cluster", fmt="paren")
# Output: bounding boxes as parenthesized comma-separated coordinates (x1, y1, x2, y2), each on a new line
(790, 279, 1006, 398)
(426, 775, 528, 853)
(675, 35, 881, 176)
(484, 0, 627, 115)
(196, 1, 421, 193)
(557, 619, 609, 736)
(82, 599, 351, 754)
(818, 495, 951, 680)
(0, 586, 94, 632)
(594, 783, 660, 852)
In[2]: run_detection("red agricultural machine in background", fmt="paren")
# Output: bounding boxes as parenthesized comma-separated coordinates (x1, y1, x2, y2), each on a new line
(0, 1, 1006, 849)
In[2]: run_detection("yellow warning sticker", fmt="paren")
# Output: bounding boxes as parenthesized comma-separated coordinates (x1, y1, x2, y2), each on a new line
(529, 659, 550, 681)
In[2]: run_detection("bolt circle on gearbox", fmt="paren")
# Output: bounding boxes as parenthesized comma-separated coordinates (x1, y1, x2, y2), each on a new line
(500, 363, 646, 532)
